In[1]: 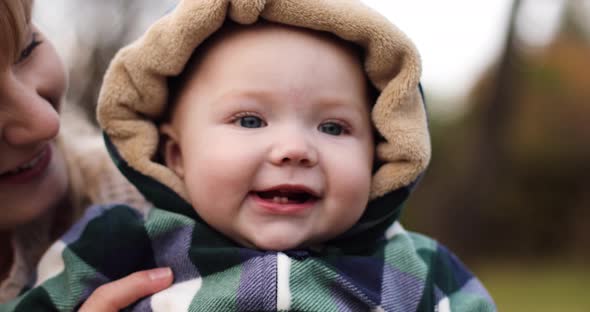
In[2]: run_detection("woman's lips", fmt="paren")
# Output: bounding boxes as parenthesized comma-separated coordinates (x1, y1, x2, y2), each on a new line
(0, 145, 52, 185)
(250, 192, 317, 215)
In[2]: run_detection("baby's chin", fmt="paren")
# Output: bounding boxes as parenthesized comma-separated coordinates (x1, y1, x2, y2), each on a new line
(234, 230, 313, 251)
(239, 236, 306, 252)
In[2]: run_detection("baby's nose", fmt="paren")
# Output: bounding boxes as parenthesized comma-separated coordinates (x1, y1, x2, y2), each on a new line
(269, 135, 318, 167)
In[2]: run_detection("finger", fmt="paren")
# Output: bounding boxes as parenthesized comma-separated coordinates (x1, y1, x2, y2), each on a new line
(79, 267, 173, 312)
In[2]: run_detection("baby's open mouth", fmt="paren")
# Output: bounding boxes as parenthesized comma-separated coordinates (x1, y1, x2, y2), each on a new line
(254, 185, 320, 205)
(257, 190, 314, 204)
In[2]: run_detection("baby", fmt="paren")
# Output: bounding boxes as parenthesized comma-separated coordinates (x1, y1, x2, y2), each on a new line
(2, 0, 495, 311)
(157, 21, 375, 252)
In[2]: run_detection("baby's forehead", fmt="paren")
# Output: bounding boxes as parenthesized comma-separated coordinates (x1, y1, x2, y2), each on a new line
(190, 20, 364, 73)
(167, 20, 370, 114)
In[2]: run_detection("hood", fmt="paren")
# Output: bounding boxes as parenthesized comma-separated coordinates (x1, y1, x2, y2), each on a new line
(97, 0, 430, 250)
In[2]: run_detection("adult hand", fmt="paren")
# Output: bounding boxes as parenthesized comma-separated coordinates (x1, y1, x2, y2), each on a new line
(79, 267, 173, 312)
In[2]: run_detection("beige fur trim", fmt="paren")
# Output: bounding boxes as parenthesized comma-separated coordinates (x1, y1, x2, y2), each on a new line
(98, 0, 430, 202)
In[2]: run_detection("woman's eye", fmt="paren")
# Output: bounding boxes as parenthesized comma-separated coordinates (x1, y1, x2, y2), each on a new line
(16, 32, 42, 64)
(319, 122, 345, 136)
(238, 115, 266, 128)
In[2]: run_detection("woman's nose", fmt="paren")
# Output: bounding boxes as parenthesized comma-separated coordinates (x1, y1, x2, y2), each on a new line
(0, 77, 60, 147)
(269, 131, 318, 167)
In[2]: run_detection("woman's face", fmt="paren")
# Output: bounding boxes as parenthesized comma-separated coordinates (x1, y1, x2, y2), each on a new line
(0, 24, 69, 229)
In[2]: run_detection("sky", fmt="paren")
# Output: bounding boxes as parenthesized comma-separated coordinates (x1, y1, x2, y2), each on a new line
(35, 0, 569, 114)
(361, 0, 511, 100)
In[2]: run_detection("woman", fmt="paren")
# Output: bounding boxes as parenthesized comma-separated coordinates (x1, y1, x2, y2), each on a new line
(0, 0, 173, 309)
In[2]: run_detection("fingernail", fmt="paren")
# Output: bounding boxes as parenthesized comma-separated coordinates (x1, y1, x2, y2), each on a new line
(149, 267, 172, 280)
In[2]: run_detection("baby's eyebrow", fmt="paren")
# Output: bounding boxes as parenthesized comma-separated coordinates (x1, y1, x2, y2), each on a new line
(213, 89, 274, 106)
(214, 89, 368, 119)
(312, 97, 371, 121)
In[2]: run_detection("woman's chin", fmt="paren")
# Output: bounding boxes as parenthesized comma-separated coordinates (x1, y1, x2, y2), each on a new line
(0, 144, 69, 229)
(0, 203, 51, 229)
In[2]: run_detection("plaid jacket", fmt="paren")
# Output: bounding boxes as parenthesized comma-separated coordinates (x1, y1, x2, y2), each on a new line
(1, 201, 494, 311)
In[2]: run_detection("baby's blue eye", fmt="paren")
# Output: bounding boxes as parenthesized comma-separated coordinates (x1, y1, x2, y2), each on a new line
(319, 122, 344, 136)
(239, 116, 265, 128)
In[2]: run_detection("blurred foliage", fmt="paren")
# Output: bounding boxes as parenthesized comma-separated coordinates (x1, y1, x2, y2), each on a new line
(403, 0, 590, 263)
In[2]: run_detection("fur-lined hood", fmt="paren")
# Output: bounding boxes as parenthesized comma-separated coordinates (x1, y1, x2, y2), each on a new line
(97, 0, 430, 248)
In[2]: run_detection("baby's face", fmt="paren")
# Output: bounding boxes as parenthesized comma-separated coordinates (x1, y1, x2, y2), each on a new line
(162, 24, 374, 250)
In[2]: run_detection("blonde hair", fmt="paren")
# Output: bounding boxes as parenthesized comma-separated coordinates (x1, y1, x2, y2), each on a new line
(0, 0, 33, 67)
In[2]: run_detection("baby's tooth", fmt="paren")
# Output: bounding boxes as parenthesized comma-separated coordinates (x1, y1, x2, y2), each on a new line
(271, 196, 290, 204)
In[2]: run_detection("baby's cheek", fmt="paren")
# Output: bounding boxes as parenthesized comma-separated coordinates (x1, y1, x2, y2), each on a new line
(326, 163, 371, 217)
(335, 160, 372, 195)
(192, 153, 253, 197)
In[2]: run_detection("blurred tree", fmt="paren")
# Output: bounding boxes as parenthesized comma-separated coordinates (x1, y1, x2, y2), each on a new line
(404, 0, 590, 262)
(404, 0, 525, 259)
(503, 0, 590, 260)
